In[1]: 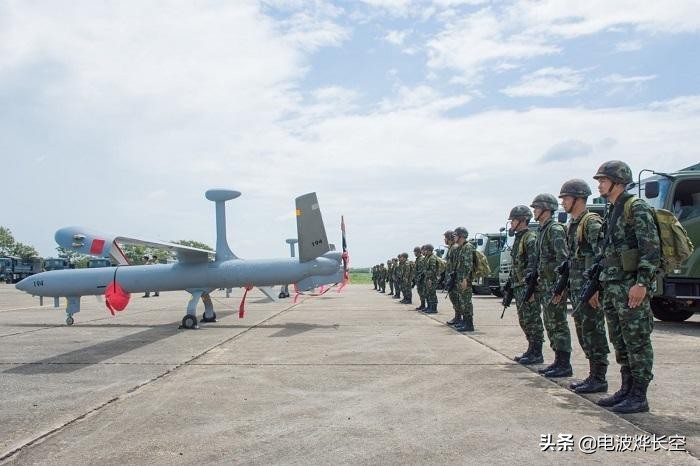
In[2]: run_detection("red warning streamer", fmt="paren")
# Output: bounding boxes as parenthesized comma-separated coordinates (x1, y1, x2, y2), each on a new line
(239, 285, 253, 318)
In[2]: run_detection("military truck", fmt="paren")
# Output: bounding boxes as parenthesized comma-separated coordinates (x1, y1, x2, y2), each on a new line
(473, 232, 507, 296)
(628, 163, 700, 321)
(87, 258, 113, 268)
(0, 256, 43, 283)
(43, 257, 72, 271)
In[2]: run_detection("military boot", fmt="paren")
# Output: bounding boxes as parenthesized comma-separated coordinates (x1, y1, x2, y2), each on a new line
(574, 363, 608, 394)
(570, 360, 595, 390)
(538, 351, 560, 374)
(610, 379, 649, 413)
(597, 367, 633, 407)
(544, 351, 573, 378)
(456, 315, 474, 332)
(424, 303, 438, 314)
(519, 341, 544, 365)
(415, 299, 426, 311)
(446, 311, 460, 325)
(514, 341, 532, 362)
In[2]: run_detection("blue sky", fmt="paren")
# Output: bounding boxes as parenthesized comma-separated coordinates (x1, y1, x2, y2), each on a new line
(2, 0, 699, 267)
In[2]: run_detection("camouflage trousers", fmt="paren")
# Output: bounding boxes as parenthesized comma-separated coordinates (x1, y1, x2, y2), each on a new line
(373, 278, 377, 289)
(425, 280, 438, 306)
(447, 289, 459, 310)
(401, 281, 412, 301)
(454, 284, 473, 319)
(378, 279, 386, 292)
(570, 284, 609, 366)
(514, 285, 544, 343)
(538, 281, 572, 352)
(600, 279, 654, 382)
(389, 279, 394, 294)
(416, 280, 426, 300)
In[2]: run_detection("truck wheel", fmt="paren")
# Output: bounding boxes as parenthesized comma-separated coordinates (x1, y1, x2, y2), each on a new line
(651, 298, 695, 322)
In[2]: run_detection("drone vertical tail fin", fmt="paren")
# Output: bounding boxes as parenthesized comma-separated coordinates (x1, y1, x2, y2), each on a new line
(296, 193, 330, 263)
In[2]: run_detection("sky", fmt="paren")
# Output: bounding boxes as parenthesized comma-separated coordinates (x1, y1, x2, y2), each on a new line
(1, 0, 699, 268)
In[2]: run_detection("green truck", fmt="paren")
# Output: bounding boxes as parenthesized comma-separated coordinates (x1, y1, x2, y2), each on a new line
(629, 163, 700, 321)
(473, 232, 507, 296)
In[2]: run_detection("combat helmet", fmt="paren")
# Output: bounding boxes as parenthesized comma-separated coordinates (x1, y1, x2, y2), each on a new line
(559, 179, 592, 199)
(593, 160, 633, 185)
(443, 230, 455, 238)
(454, 226, 468, 238)
(530, 193, 559, 212)
(508, 205, 532, 221)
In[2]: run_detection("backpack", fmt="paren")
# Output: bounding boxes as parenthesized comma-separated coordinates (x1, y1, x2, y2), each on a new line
(436, 256, 446, 275)
(623, 196, 694, 271)
(574, 211, 601, 254)
(472, 249, 491, 279)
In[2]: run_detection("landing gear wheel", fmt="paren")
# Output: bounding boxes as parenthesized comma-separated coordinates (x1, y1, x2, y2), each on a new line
(651, 298, 695, 322)
(66, 316, 74, 326)
(181, 314, 198, 329)
(279, 292, 286, 299)
(201, 311, 217, 323)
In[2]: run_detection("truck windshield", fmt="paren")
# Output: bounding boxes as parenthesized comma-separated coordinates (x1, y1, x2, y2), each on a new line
(631, 178, 671, 210)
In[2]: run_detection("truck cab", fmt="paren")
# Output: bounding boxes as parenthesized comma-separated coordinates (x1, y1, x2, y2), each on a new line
(0, 257, 13, 283)
(87, 258, 113, 268)
(628, 163, 700, 321)
(473, 232, 507, 296)
(44, 257, 72, 271)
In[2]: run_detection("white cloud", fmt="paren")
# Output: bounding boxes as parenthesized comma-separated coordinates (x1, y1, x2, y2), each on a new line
(502, 67, 584, 97)
(601, 73, 656, 97)
(384, 29, 410, 45)
(427, 8, 560, 82)
(379, 85, 472, 113)
(615, 40, 642, 52)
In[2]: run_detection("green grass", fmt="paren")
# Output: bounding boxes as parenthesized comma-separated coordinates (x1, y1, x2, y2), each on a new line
(348, 272, 372, 284)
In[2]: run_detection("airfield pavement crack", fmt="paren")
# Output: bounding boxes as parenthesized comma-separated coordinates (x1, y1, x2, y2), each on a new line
(0, 297, 308, 463)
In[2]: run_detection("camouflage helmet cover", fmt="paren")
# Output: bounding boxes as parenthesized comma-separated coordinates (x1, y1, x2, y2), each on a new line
(443, 229, 454, 238)
(559, 178, 592, 198)
(508, 205, 532, 221)
(593, 160, 633, 185)
(413, 246, 421, 253)
(530, 193, 559, 211)
(454, 226, 468, 238)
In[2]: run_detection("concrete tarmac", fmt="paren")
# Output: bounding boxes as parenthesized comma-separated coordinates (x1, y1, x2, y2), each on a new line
(0, 283, 698, 464)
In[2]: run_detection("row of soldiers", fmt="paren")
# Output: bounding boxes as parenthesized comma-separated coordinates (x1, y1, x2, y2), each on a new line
(371, 227, 477, 332)
(372, 160, 660, 414)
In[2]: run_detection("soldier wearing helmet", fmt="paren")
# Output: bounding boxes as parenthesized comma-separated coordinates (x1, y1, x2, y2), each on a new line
(452, 227, 475, 331)
(398, 252, 414, 305)
(530, 193, 573, 378)
(554, 179, 610, 394)
(391, 257, 401, 299)
(413, 246, 427, 311)
(377, 263, 387, 293)
(507, 205, 545, 365)
(387, 258, 396, 297)
(421, 244, 439, 314)
(442, 230, 461, 324)
(593, 160, 660, 413)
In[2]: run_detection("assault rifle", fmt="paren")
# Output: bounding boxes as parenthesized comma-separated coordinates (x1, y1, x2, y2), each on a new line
(523, 270, 539, 303)
(444, 270, 457, 296)
(550, 260, 570, 304)
(501, 278, 514, 318)
(572, 258, 603, 317)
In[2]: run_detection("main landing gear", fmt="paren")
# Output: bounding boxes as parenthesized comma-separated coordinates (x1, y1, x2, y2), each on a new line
(181, 289, 217, 329)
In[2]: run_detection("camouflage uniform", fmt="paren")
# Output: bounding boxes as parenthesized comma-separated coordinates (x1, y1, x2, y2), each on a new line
(423, 251, 439, 311)
(392, 258, 401, 298)
(378, 264, 387, 292)
(537, 217, 572, 354)
(387, 260, 395, 296)
(454, 239, 475, 331)
(399, 255, 414, 304)
(372, 265, 378, 290)
(567, 209, 610, 388)
(592, 161, 660, 413)
(511, 229, 544, 348)
(414, 251, 426, 310)
(445, 243, 460, 318)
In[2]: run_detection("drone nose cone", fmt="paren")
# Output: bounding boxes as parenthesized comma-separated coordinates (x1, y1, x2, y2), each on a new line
(15, 277, 31, 293)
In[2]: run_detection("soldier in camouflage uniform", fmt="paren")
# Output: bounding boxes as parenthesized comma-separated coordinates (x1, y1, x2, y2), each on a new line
(413, 246, 427, 310)
(508, 205, 545, 365)
(443, 230, 461, 325)
(553, 179, 610, 393)
(378, 263, 387, 293)
(372, 265, 378, 290)
(532, 193, 573, 378)
(593, 161, 659, 413)
(392, 257, 401, 299)
(422, 244, 439, 314)
(387, 259, 395, 296)
(453, 227, 475, 332)
(398, 253, 414, 304)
